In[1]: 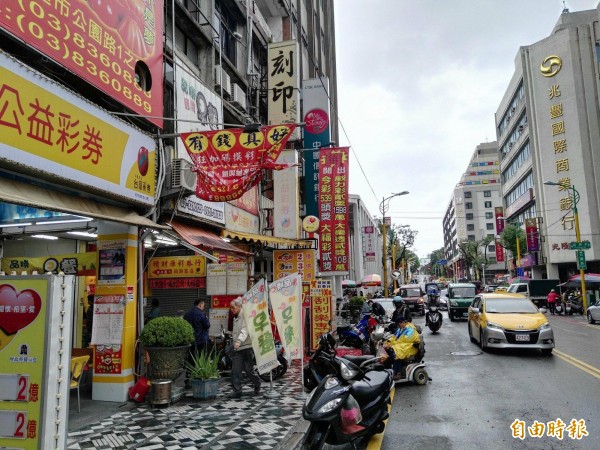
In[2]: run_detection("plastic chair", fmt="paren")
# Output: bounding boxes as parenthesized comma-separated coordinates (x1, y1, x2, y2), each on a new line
(70, 355, 90, 412)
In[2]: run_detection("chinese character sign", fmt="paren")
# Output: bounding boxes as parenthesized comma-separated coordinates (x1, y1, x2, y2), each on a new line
(180, 125, 296, 202)
(1, 253, 96, 277)
(240, 279, 279, 375)
(0, 0, 164, 127)
(269, 273, 302, 361)
(362, 226, 376, 262)
(495, 238, 505, 263)
(495, 207, 505, 233)
(318, 147, 350, 273)
(268, 40, 299, 140)
(148, 256, 206, 279)
(273, 249, 316, 281)
(310, 279, 332, 351)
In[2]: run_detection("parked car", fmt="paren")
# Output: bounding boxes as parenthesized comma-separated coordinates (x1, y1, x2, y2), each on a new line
(397, 284, 425, 315)
(587, 300, 600, 324)
(467, 293, 554, 355)
(438, 294, 448, 311)
(373, 298, 395, 319)
(447, 282, 477, 321)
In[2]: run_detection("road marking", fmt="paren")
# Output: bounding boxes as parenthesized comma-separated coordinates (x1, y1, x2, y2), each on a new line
(554, 349, 600, 380)
(366, 386, 395, 450)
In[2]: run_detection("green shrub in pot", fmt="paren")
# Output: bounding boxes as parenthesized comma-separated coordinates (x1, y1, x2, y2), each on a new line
(139, 316, 194, 347)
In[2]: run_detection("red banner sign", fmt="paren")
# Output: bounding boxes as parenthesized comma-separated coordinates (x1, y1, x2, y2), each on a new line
(318, 147, 350, 273)
(495, 207, 505, 233)
(149, 277, 206, 289)
(495, 239, 505, 262)
(525, 218, 539, 252)
(180, 125, 296, 201)
(0, 1, 165, 127)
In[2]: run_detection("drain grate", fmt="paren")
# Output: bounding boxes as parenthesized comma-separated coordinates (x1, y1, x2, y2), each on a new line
(450, 351, 483, 356)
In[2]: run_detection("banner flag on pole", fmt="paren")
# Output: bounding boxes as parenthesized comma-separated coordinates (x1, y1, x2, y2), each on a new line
(240, 278, 279, 375)
(269, 273, 302, 362)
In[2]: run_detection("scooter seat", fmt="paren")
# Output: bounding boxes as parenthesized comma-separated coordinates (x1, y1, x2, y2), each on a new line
(349, 370, 392, 401)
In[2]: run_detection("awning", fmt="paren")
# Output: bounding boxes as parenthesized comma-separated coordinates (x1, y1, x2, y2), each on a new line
(170, 220, 250, 255)
(0, 176, 167, 229)
(221, 229, 313, 248)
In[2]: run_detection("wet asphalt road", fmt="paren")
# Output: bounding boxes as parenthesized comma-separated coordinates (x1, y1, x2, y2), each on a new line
(379, 312, 600, 450)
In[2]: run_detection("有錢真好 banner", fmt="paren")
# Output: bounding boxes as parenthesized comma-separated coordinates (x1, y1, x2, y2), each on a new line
(269, 273, 302, 361)
(240, 279, 279, 375)
(180, 125, 296, 202)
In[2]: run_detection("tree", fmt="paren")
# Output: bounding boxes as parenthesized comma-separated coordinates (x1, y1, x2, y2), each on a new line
(499, 223, 527, 275)
(458, 237, 494, 280)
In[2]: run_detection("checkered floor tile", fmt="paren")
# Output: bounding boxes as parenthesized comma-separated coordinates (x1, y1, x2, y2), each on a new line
(67, 363, 305, 449)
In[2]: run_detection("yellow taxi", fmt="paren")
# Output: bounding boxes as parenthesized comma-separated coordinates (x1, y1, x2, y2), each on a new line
(467, 293, 554, 355)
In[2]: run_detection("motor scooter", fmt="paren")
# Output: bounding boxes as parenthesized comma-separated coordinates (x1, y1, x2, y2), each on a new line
(380, 328, 429, 385)
(426, 304, 443, 334)
(301, 356, 393, 449)
(339, 313, 383, 351)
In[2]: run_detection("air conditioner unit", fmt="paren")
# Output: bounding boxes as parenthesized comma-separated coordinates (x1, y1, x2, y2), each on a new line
(214, 66, 231, 97)
(170, 158, 197, 191)
(230, 83, 247, 111)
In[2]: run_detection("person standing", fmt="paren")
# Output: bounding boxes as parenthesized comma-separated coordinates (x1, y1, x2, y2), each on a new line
(184, 299, 211, 355)
(546, 289, 559, 315)
(145, 299, 161, 323)
(229, 298, 262, 398)
(560, 289, 569, 315)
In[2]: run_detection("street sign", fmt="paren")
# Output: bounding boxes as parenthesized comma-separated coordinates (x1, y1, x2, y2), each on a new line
(569, 241, 591, 250)
(516, 267, 525, 277)
(576, 251, 587, 270)
(437, 259, 448, 265)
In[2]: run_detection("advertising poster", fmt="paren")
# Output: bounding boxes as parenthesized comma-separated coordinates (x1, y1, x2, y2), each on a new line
(226, 262, 247, 295)
(91, 295, 125, 345)
(1, 252, 96, 276)
(180, 125, 296, 202)
(0, 278, 48, 449)
(362, 226, 376, 263)
(0, 0, 164, 127)
(269, 274, 302, 361)
(318, 147, 350, 274)
(206, 263, 227, 295)
(94, 345, 122, 375)
(97, 241, 126, 285)
(525, 218, 540, 252)
(273, 249, 316, 280)
(148, 255, 206, 278)
(240, 279, 279, 375)
(273, 150, 300, 239)
(310, 279, 332, 351)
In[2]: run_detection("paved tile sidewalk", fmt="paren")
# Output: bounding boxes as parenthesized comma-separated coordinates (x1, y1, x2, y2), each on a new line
(67, 362, 307, 449)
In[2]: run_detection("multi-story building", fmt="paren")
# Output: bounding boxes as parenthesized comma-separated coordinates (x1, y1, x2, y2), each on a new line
(443, 142, 502, 280)
(495, 7, 600, 280)
(348, 194, 382, 285)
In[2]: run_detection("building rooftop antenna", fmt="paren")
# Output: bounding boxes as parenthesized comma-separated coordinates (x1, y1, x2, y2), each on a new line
(562, 1, 569, 14)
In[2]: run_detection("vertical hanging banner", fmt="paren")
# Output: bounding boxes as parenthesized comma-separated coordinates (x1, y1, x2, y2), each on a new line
(495, 239, 505, 263)
(273, 150, 300, 239)
(268, 40, 300, 140)
(525, 218, 540, 252)
(362, 226, 376, 262)
(180, 125, 296, 202)
(268, 273, 302, 361)
(318, 147, 350, 274)
(495, 207, 505, 234)
(303, 78, 331, 216)
(310, 279, 332, 351)
(240, 279, 279, 375)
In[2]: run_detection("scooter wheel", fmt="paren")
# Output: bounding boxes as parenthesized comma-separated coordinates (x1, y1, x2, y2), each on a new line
(374, 420, 386, 434)
(413, 367, 428, 385)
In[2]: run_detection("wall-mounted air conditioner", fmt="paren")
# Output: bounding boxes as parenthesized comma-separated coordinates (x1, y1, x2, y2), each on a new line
(230, 83, 247, 111)
(214, 66, 231, 97)
(170, 158, 196, 191)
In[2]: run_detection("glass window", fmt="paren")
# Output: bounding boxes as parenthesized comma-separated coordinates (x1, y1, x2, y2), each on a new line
(465, 191, 472, 198)
(485, 212, 493, 219)
(468, 235, 475, 241)
(466, 202, 473, 209)
(484, 201, 492, 208)
(467, 224, 475, 231)
(486, 223, 494, 230)
(484, 191, 491, 197)
(466, 213, 473, 220)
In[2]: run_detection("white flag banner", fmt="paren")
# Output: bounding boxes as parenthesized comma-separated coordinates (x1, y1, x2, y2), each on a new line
(269, 273, 302, 361)
(241, 279, 279, 374)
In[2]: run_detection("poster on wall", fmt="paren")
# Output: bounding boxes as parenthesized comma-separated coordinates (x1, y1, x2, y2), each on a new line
(226, 262, 247, 295)
(273, 249, 316, 280)
(97, 241, 126, 285)
(309, 279, 332, 351)
(91, 295, 125, 345)
(206, 264, 227, 295)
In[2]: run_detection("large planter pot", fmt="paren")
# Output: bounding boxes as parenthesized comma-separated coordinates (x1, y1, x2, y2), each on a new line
(145, 345, 190, 380)
(191, 378, 220, 400)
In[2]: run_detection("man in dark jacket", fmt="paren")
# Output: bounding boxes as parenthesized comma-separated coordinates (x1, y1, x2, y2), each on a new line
(184, 299, 211, 354)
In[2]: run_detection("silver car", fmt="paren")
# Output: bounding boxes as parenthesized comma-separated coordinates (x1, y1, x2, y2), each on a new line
(587, 300, 600, 324)
(373, 298, 395, 319)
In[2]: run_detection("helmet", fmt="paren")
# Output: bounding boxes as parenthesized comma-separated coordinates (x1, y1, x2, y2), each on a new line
(319, 333, 336, 351)
(393, 296, 404, 305)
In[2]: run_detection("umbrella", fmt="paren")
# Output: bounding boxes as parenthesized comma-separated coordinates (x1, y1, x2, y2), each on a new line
(567, 273, 600, 283)
(508, 276, 530, 284)
(361, 274, 381, 286)
(342, 279, 357, 288)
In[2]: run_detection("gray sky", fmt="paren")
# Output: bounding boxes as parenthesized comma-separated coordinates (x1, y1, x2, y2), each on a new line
(334, 0, 599, 259)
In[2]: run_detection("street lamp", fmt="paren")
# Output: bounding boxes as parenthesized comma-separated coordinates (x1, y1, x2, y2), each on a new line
(544, 180, 588, 313)
(379, 191, 409, 297)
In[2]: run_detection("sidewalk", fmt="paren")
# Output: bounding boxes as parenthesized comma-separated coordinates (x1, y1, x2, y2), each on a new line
(67, 361, 309, 449)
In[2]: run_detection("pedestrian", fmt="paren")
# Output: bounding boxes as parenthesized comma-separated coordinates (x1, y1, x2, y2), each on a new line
(546, 289, 559, 315)
(229, 298, 262, 398)
(184, 299, 211, 355)
(145, 298, 161, 323)
(84, 294, 94, 347)
(361, 299, 373, 315)
(560, 289, 569, 315)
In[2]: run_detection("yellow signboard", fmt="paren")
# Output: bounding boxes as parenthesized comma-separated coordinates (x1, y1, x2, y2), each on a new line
(1, 253, 96, 276)
(273, 249, 316, 280)
(148, 255, 206, 278)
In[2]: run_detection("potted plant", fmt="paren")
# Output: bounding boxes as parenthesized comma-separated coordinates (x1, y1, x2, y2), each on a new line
(139, 316, 195, 380)
(349, 296, 365, 321)
(185, 349, 221, 400)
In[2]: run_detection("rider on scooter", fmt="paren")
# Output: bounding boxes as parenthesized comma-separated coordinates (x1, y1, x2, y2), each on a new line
(425, 286, 440, 327)
(384, 315, 420, 381)
(391, 296, 412, 324)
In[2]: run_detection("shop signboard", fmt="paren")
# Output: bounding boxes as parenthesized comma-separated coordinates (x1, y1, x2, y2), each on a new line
(0, 0, 164, 127)
(149, 278, 206, 290)
(362, 226, 376, 262)
(273, 150, 300, 239)
(0, 53, 157, 206)
(273, 249, 316, 280)
(268, 40, 300, 140)
(173, 195, 225, 225)
(309, 279, 332, 351)
(148, 255, 206, 279)
(1, 252, 96, 276)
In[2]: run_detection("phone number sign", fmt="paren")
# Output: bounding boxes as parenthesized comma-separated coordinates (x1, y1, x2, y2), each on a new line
(0, 0, 164, 127)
